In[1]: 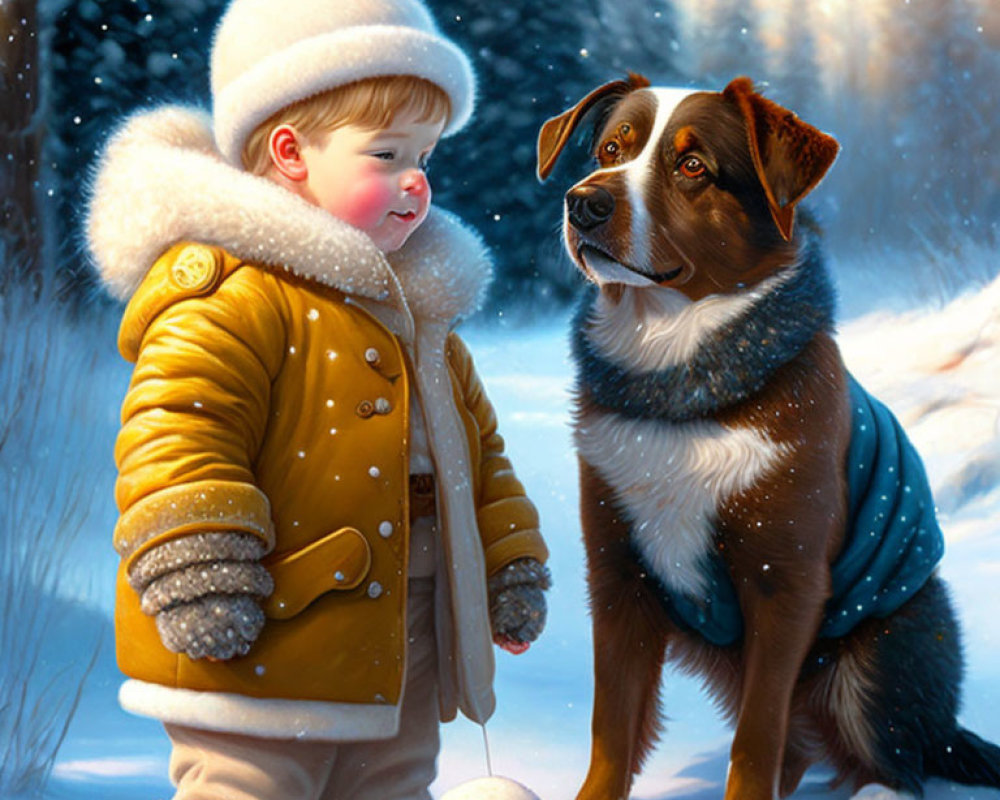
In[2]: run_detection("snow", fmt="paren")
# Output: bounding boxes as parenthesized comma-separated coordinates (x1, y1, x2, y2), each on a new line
(53, 758, 167, 781)
(29, 273, 1000, 800)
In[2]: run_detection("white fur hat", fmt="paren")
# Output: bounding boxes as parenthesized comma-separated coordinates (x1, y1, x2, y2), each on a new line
(211, 0, 476, 165)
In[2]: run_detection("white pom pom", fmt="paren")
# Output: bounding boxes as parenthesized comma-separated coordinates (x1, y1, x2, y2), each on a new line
(439, 776, 542, 800)
(850, 785, 914, 800)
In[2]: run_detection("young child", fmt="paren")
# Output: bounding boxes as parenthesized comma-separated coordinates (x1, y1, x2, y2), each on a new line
(85, 1, 550, 797)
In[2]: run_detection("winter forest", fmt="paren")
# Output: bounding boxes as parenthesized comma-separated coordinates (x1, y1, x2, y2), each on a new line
(1, 0, 999, 798)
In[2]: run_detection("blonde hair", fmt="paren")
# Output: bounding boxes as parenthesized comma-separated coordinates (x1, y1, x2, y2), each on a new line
(241, 75, 452, 175)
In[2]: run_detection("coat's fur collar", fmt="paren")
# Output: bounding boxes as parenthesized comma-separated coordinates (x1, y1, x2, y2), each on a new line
(86, 106, 491, 324)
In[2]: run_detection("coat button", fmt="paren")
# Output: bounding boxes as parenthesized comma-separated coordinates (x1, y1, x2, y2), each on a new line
(334, 570, 345, 582)
(368, 466, 381, 478)
(378, 521, 393, 538)
(356, 400, 375, 418)
(364, 348, 381, 366)
(170, 245, 219, 292)
(367, 581, 383, 599)
(374, 397, 391, 414)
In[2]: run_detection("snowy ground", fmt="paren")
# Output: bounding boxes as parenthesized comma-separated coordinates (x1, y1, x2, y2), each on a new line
(37, 272, 1000, 800)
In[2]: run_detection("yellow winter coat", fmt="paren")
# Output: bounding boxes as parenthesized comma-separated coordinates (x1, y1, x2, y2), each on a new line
(87, 107, 546, 735)
(113, 241, 546, 709)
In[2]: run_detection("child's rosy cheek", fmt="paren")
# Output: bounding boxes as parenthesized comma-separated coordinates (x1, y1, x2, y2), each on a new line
(343, 176, 396, 230)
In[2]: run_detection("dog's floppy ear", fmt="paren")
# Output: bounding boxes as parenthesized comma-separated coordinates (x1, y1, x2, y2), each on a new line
(723, 77, 839, 241)
(537, 73, 651, 182)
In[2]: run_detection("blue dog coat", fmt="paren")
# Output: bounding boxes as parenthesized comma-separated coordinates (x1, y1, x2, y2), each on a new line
(661, 375, 946, 646)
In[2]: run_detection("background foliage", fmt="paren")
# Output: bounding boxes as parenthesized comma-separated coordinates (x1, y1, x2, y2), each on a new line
(1, 1, 998, 795)
(25, 0, 1000, 316)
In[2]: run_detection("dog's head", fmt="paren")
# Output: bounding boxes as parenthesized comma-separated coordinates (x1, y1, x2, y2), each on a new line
(538, 76, 839, 301)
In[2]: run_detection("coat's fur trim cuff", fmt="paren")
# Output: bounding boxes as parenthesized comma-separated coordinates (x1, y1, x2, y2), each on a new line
(114, 480, 275, 568)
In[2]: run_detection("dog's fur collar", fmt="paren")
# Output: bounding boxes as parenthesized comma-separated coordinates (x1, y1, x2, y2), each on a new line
(86, 106, 491, 325)
(573, 232, 836, 422)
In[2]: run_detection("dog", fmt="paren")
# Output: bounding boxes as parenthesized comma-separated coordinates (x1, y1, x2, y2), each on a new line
(537, 74, 1000, 800)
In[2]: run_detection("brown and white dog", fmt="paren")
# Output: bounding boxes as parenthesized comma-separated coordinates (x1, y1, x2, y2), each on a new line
(538, 75, 1000, 800)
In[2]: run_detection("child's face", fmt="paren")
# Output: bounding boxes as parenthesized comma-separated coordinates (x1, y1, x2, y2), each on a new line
(298, 108, 445, 253)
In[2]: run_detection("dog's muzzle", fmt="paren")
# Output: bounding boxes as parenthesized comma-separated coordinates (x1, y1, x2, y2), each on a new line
(566, 185, 615, 232)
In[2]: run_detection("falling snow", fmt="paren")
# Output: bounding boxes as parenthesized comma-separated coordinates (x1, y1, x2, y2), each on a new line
(19, 271, 995, 800)
(6, 1, 999, 798)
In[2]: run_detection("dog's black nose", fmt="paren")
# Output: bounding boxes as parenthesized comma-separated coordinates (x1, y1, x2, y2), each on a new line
(566, 185, 615, 231)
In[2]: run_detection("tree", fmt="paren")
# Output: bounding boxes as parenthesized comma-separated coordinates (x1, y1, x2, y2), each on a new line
(45, 0, 224, 302)
(588, 0, 685, 85)
(769, 2, 821, 119)
(39, 0, 684, 316)
(686, 0, 767, 88)
(1, 0, 44, 293)
(426, 0, 685, 316)
(792, 0, 899, 255)
(428, 0, 603, 316)
(873, 0, 1000, 245)
(2, 7, 103, 796)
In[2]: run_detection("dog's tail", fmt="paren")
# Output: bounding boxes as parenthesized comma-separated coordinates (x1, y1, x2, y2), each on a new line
(926, 728, 1000, 787)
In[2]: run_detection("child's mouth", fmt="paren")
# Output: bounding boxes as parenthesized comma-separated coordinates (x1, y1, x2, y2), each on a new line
(389, 210, 417, 222)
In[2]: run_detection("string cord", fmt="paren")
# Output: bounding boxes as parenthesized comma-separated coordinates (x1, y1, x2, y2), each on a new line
(481, 723, 494, 777)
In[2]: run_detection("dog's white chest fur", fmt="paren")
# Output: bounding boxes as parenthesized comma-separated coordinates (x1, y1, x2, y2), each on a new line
(576, 406, 789, 599)
(576, 286, 792, 598)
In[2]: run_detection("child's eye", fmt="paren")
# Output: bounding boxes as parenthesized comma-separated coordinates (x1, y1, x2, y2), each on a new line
(418, 153, 432, 172)
(370, 151, 395, 161)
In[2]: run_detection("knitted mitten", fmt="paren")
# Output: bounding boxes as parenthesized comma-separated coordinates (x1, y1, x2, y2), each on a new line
(128, 532, 274, 661)
(487, 558, 551, 645)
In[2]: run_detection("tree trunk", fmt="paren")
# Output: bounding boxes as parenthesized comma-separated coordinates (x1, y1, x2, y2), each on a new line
(0, 0, 43, 292)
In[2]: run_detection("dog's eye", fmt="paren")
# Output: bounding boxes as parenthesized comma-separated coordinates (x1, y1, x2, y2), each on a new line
(679, 156, 706, 179)
(597, 139, 621, 166)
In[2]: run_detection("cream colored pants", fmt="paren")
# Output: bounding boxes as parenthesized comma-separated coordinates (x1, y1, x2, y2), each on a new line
(165, 578, 440, 800)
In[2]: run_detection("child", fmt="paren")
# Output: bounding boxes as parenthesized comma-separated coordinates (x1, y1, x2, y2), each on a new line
(85, 1, 550, 797)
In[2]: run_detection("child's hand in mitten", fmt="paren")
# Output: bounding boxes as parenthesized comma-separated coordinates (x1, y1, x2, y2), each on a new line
(129, 532, 274, 661)
(488, 558, 551, 654)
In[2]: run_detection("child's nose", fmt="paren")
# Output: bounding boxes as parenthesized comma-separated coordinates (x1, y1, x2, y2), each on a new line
(400, 168, 429, 199)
